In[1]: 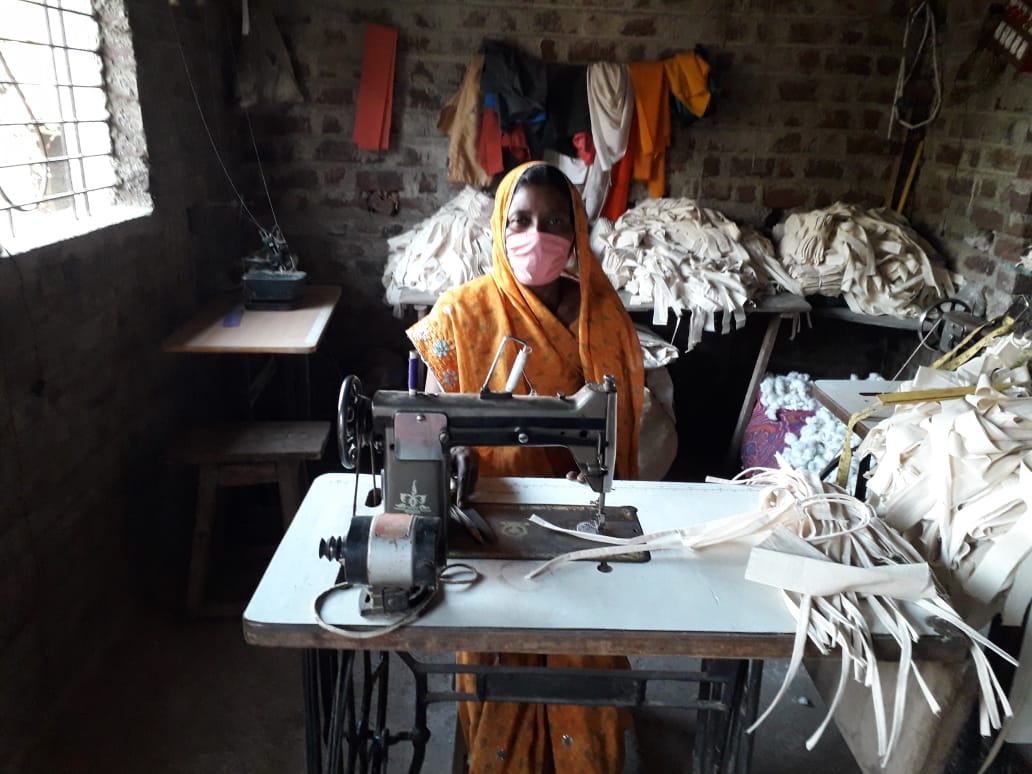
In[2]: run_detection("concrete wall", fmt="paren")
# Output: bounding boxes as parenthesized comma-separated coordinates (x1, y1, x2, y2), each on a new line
(0, 0, 245, 761)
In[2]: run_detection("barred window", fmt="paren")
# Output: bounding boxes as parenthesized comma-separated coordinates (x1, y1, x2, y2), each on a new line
(0, 0, 151, 255)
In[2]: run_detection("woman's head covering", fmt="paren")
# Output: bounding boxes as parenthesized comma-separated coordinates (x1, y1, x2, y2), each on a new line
(489, 161, 645, 478)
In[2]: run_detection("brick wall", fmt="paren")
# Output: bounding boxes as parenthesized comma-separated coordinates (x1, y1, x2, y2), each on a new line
(0, 0, 244, 761)
(253, 0, 909, 373)
(911, 1, 1032, 315)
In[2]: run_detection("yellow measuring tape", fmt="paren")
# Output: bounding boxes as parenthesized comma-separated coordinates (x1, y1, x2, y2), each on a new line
(931, 315, 1016, 371)
(834, 384, 1014, 488)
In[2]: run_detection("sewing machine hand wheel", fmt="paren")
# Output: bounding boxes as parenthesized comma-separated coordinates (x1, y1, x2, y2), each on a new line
(337, 375, 370, 470)
(918, 298, 970, 350)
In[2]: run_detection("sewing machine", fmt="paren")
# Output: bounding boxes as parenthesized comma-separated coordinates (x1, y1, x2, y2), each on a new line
(318, 368, 624, 615)
(241, 229, 307, 310)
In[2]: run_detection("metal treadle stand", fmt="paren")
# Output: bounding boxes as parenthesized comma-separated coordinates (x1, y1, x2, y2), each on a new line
(302, 648, 763, 774)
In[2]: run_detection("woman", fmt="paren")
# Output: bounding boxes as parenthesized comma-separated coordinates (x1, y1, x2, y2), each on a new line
(409, 161, 644, 489)
(408, 162, 645, 773)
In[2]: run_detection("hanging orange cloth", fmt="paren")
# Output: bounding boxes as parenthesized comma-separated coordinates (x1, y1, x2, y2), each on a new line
(352, 23, 397, 150)
(477, 107, 506, 177)
(600, 111, 637, 221)
(478, 108, 532, 177)
(663, 51, 711, 118)
(439, 53, 493, 186)
(627, 61, 670, 198)
(408, 162, 643, 773)
(408, 161, 644, 480)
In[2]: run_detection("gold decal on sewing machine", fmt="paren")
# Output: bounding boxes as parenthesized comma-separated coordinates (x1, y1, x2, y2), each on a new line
(395, 481, 432, 516)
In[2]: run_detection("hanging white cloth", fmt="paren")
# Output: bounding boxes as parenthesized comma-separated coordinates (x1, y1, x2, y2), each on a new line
(586, 62, 634, 172)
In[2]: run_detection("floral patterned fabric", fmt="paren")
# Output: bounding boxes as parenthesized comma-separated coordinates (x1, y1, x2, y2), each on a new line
(740, 400, 815, 470)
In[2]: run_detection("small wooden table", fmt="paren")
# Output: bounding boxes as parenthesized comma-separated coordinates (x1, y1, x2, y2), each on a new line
(163, 284, 341, 355)
(164, 286, 340, 614)
(163, 285, 341, 418)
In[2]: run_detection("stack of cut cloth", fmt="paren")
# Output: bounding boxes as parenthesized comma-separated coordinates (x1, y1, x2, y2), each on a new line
(591, 198, 799, 351)
(773, 202, 955, 317)
(858, 333, 1032, 741)
(526, 459, 1015, 766)
(382, 187, 493, 310)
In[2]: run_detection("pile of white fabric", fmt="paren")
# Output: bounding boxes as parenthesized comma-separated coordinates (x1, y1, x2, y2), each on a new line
(382, 187, 494, 308)
(592, 199, 800, 352)
(773, 203, 955, 317)
(526, 460, 1016, 765)
(757, 372, 864, 477)
(859, 333, 1032, 740)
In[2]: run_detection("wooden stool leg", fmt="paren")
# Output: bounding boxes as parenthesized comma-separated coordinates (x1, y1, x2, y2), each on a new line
(186, 464, 219, 616)
(276, 460, 302, 530)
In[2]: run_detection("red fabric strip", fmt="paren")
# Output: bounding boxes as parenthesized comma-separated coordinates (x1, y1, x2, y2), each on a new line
(352, 23, 398, 151)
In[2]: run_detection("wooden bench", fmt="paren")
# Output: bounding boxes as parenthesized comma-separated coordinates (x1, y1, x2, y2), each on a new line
(173, 421, 330, 617)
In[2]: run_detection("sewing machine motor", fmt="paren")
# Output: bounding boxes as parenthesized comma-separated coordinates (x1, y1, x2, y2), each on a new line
(318, 512, 443, 614)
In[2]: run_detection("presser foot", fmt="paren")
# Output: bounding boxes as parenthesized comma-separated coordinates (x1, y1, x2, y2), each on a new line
(575, 498, 607, 535)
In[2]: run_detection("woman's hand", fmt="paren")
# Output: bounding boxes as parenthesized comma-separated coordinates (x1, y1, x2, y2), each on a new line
(565, 470, 587, 484)
(450, 446, 480, 507)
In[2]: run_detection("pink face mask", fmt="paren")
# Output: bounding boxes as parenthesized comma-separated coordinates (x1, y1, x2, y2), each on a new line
(505, 231, 573, 286)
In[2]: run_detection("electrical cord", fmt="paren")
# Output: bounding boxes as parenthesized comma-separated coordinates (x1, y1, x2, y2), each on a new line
(312, 562, 480, 639)
(889, 2, 942, 137)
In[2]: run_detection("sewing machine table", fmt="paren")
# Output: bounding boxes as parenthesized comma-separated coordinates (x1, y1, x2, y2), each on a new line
(243, 474, 962, 774)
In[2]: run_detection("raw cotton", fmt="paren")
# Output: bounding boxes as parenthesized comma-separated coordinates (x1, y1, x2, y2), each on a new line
(592, 198, 802, 352)
(750, 372, 866, 477)
(858, 333, 1032, 743)
(526, 460, 1015, 765)
(773, 203, 955, 318)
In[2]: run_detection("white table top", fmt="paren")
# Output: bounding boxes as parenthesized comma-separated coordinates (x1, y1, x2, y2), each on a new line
(244, 474, 958, 658)
(163, 285, 341, 354)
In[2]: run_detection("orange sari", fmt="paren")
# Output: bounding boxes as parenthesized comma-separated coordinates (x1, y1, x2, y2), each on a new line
(407, 162, 644, 773)
(408, 162, 644, 479)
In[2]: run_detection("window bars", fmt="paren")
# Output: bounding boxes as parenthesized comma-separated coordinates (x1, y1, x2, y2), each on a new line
(0, 0, 118, 247)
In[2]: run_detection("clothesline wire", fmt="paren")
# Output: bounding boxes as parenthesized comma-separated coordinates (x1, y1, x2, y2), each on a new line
(167, 3, 276, 243)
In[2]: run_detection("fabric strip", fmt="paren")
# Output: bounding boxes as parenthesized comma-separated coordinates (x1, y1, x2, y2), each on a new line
(352, 23, 398, 151)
